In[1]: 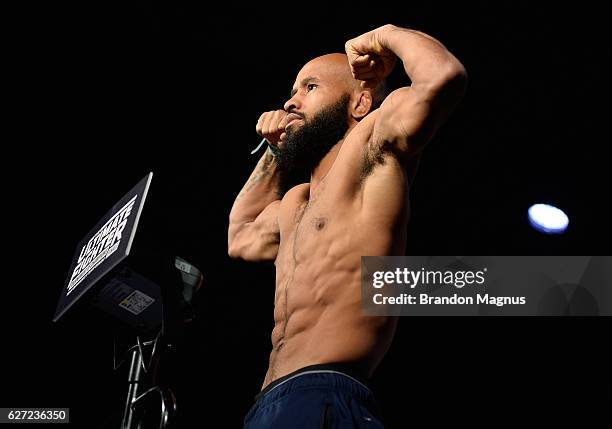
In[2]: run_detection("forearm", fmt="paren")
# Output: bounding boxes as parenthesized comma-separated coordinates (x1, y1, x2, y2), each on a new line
(229, 148, 281, 226)
(379, 25, 466, 88)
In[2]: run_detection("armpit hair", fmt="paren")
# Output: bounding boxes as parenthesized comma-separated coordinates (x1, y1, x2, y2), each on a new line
(360, 139, 387, 180)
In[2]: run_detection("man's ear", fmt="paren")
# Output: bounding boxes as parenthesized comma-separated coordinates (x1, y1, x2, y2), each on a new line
(350, 91, 373, 120)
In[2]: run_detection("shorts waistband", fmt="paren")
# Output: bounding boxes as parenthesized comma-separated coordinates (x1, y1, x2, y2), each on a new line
(254, 363, 371, 402)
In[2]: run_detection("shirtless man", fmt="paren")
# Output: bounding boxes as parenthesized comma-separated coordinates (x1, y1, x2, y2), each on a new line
(229, 24, 467, 428)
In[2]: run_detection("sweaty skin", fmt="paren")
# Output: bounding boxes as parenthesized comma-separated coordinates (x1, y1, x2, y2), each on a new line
(228, 25, 467, 390)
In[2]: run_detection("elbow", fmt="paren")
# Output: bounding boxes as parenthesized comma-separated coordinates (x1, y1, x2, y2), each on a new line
(412, 61, 467, 112)
(227, 242, 241, 259)
(227, 223, 245, 259)
(227, 241, 256, 261)
(227, 221, 279, 262)
(436, 59, 468, 99)
(227, 235, 277, 262)
(228, 232, 250, 260)
(228, 243, 276, 262)
(444, 56, 467, 81)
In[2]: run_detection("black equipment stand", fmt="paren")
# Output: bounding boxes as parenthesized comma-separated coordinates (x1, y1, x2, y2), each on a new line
(53, 173, 203, 429)
(118, 332, 177, 429)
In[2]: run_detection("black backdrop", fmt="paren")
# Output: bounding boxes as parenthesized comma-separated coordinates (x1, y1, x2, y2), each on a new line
(3, 1, 610, 427)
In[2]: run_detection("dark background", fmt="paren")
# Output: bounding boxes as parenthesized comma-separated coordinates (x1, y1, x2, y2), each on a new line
(3, 0, 610, 427)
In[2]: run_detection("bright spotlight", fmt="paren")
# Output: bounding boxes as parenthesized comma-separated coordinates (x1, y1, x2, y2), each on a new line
(528, 203, 569, 234)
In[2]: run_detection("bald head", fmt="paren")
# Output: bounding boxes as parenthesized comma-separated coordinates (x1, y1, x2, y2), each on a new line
(299, 53, 387, 111)
(302, 53, 361, 92)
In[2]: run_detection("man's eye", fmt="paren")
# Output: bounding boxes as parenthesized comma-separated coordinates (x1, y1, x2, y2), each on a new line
(307, 84, 317, 92)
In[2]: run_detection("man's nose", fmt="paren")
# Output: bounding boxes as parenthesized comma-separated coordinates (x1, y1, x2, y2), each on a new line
(284, 96, 300, 112)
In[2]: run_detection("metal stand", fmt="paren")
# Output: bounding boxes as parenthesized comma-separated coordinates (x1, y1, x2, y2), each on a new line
(114, 255, 202, 428)
(117, 332, 177, 429)
(122, 346, 144, 429)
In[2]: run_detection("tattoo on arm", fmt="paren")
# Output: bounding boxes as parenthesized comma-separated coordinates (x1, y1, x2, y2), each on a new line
(236, 153, 277, 199)
(240, 169, 270, 195)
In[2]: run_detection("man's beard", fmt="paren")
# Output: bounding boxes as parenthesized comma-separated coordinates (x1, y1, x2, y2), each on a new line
(276, 93, 350, 196)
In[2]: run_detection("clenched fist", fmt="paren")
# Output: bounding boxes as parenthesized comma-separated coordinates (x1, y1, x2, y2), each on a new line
(256, 110, 288, 149)
(345, 24, 397, 88)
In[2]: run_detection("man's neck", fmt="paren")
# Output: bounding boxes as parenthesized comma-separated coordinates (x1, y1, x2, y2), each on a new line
(309, 139, 343, 194)
(309, 123, 358, 195)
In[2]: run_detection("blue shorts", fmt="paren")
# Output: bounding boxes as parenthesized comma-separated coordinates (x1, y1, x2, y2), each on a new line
(243, 363, 385, 428)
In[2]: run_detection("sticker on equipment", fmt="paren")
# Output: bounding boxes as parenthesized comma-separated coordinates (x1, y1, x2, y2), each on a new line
(118, 290, 155, 315)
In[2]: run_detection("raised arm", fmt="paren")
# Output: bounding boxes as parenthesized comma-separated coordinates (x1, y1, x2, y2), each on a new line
(228, 110, 287, 262)
(345, 24, 468, 159)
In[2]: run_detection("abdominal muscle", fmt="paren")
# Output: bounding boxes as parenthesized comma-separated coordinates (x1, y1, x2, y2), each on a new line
(261, 202, 402, 390)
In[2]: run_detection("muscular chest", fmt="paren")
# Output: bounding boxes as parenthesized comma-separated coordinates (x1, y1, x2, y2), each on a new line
(277, 183, 344, 266)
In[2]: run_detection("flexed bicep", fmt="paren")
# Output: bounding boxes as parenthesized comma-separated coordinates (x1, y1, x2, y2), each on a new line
(347, 24, 467, 161)
(374, 70, 466, 158)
